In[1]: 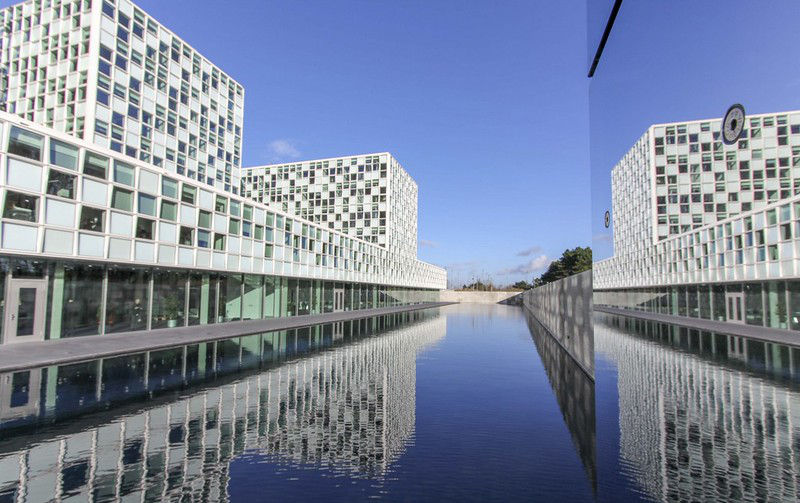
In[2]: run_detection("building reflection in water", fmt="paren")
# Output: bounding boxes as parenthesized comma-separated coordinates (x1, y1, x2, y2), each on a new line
(596, 313, 800, 503)
(524, 309, 597, 494)
(0, 311, 446, 502)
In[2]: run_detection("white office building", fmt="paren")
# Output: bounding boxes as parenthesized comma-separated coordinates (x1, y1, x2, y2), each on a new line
(242, 153, 418, 257)
(1, 0, 245, 194)
(595, 110, 800, 332)
(0, 0, 446, 346)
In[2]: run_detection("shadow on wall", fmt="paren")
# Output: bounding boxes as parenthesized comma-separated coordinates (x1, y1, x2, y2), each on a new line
(525, 308, 596, 496)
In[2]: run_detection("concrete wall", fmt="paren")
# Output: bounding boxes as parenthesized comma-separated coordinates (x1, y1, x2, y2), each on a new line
(438, 290, 522, 304)
(522, 270, 594, 378)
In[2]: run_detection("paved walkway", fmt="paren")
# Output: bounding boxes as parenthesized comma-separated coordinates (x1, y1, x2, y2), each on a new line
(0, 302, 454, 373)
(595, 305, 800, 347)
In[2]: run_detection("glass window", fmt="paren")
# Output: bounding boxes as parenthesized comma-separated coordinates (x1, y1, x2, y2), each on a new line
(179, 226, 193, 246)
(230, 200, 240, 217)
(197, 229, 210, 248)
(181, 184, 196, 204)
(151, 270, 187, 329)
(114, 161, 135, 186)
(111, 187, 133, 211)
(136, 217, 154, 240)
(213, 233, 225, 250)
(8, 126, 44, 161)
(198, 210, 211, 228)
(3, 191, 38, 222)
(243, 205, 253, 221)
(745, 283, 764, 326)
(46, 170, 76, 199)
(58, 264, 103, 337)
(265, 244, 273, 258)
(254, 225, 263, 240)
(218, 274, 242, 322)
(49, 139, 79, 170)
(228, 218, 240, 235)
(79, 206, 105, 232)
(160, 200, 177, 221)
(105, 268, 150, 334)
(242, 221, 252, 237)
(162, 177, 178, 198)
(137, 194, 156, 216)
(83, 151, 109, 179)
(215, 195, 227, 213)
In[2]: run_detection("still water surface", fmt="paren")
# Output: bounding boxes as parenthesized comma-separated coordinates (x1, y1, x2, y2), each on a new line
(0, 304, 797, 501)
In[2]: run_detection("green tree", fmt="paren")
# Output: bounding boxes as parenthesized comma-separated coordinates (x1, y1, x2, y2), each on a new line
(511, 280, 532, 290)
(533, 246, 591, 287)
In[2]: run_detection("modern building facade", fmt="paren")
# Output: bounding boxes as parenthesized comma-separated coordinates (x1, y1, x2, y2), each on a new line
(1, 0, 245, 194)
(242, 153, 418, 256)
(594, 110, 800, 332)
(0, 0, 446, 346)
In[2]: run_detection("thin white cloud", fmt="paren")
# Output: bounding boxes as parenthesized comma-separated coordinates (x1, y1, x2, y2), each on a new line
(267, 139, 301, 162)
(419, 239, 439, 248)
(516, 245, 543, 257)
(498, 255, 550, 275)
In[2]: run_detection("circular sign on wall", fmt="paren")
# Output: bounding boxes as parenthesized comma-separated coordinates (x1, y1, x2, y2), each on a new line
(722, 103, 746, 145)
(604, 210, 610, 228)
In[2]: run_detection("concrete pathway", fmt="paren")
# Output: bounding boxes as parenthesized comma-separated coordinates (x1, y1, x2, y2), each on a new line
(0, 302, 454, 373)
(595, 305, 800, 347)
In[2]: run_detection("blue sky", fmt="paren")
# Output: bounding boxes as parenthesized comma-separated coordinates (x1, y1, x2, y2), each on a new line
(590, 1, 800, 260)
(63, 0, 590, 288)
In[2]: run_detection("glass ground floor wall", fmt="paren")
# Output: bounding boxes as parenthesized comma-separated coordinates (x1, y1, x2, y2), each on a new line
(0, 256, 439, 343)
(595, 279, 800, 331)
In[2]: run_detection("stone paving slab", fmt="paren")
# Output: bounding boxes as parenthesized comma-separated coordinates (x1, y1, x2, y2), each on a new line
(0, 302, 455, 373)
(595, 305, 800, 347)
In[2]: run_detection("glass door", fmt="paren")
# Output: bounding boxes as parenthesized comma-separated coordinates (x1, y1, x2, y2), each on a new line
(3, 279, 48, 344)
(725, 292, 744, 324)
(333, 288, 344, 312)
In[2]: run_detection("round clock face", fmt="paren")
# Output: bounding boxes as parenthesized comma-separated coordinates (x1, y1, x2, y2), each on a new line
(722, 104, 746, 145)
(604, 210, 610, 228)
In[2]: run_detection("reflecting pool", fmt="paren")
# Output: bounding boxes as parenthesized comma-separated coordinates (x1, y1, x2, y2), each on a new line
(3, 304, 799, 501)
(0, 304, 597, 502)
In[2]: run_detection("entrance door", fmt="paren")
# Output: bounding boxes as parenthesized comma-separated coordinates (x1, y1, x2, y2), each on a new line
(3, 279, 47, 344)
(333, 288, 344, 312)
(725, 292, 745, 324)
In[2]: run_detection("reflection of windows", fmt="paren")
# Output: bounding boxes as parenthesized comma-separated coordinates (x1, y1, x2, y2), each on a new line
(111, 187, 133, 211)
(84, 151, 108, 179)
(80, 206, 105, 232)
(50, 139, 79, 170)
(136, 217, 155, 240)
(8, 126, 44, 161)
(47, 170, 77, 199)
(179, 226, 194, 246)
(3, 191, 38, 222)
